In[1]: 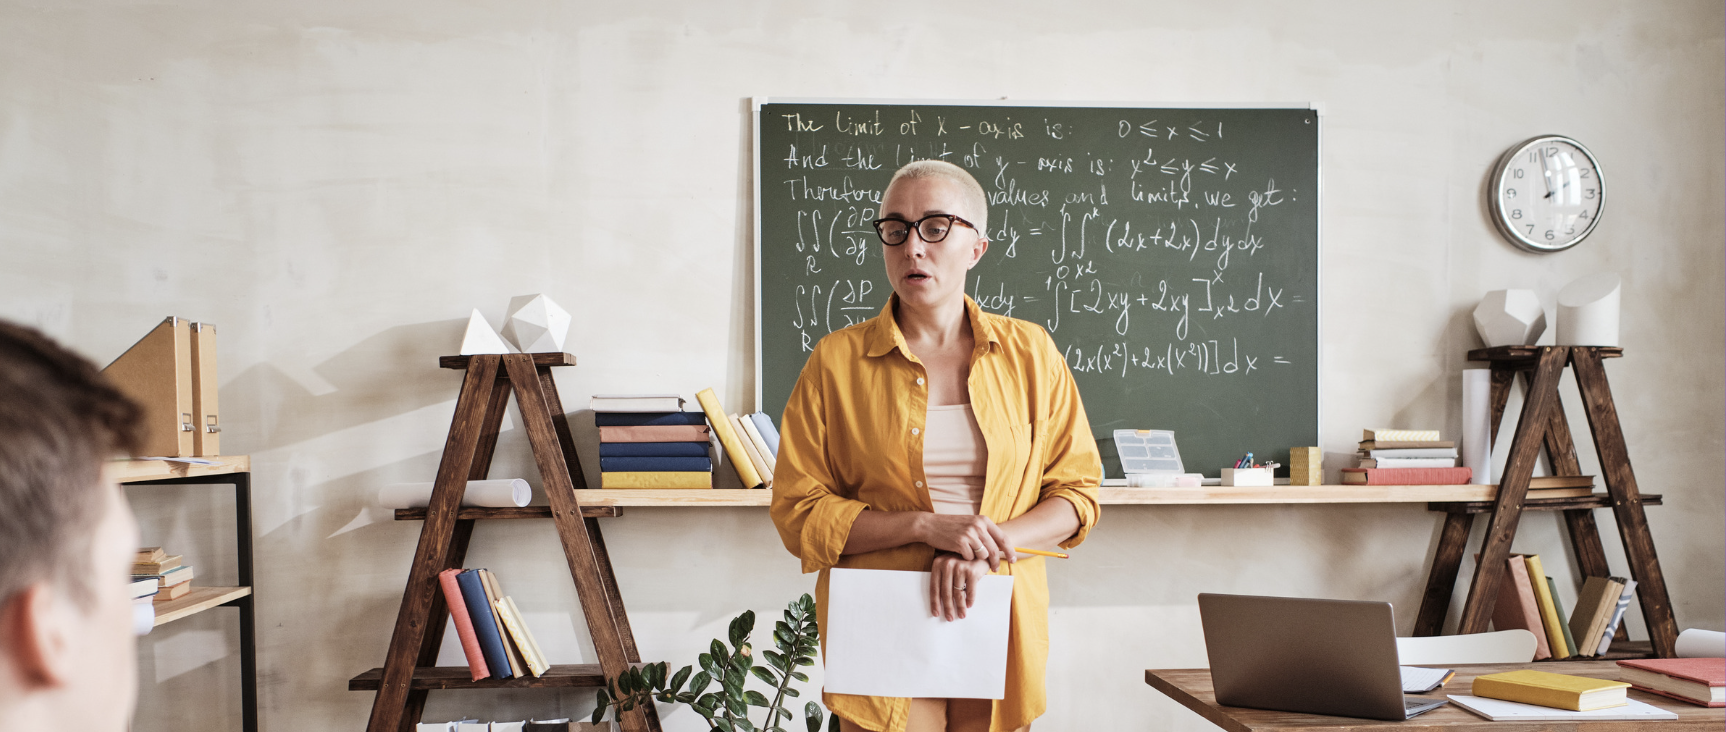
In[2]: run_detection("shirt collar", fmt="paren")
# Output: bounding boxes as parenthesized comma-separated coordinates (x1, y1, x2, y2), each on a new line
(864, 293, 1001, 358)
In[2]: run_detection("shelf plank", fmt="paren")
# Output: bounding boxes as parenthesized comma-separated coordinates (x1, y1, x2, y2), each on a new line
(152, 586, 251, 627)
(564, 485, 1646, 507)
(393, 505, 620, 520)
(1469, 345, 1623, 362)
(1432, 493, 1663, 515)
(440, 353, 576, 370)
(348, 663, 605, 690)
(113, 455, 251, 484)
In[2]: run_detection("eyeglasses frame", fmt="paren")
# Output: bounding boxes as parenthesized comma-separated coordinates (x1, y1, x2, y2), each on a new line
(871, 214, 981, 246)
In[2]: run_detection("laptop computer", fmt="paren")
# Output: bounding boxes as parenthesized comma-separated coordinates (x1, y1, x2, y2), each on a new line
(1197, 593, 1449, 721)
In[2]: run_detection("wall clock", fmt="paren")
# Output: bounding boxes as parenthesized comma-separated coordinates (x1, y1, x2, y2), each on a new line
(1488, 135, 1605, 253)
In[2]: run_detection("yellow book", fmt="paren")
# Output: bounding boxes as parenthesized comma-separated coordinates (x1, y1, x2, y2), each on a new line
(601, 471, 713, 489)
(1523, 554, 1570, 659)
(695, 388, 764, 488)
(1471, 670, 1630, 711)
(494, 596, 549, 677)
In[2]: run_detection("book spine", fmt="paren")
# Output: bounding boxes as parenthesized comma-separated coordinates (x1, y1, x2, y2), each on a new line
(494, 597, 548, 677)
(1472, 676, 1584, 711)
(749, 411, 781, 456)
(1596, 580, 1637, 655)
(456, 570, 512, 678)
(1358, 458, 1458, 469)
(503, 595, 551, 677)
(696, 388, 763, 489)
(588, 398, 686, 412)
(1510, 556, 1553, 660)
(598, 441, 712, 458)
(1524, 555, 1569, 659)
(732, 414, 772, 484)
(599, 456, 713, 472)
(479, 570, 526, 679)
(1490, 555, 1550, 660)
(601, 471, 714, 489)
(1546, 576, 1578, 657)
(1338, 467, 1473, 485)
(438, 568, 490, 681)
(598, 425, 712, 443)
(738, 414, 776, 472)
(594, 411, 708, 426)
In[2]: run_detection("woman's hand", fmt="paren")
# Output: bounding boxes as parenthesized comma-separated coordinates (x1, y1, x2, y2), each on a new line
(930, 552, 992, 621)
(914, 513, 1016, 569)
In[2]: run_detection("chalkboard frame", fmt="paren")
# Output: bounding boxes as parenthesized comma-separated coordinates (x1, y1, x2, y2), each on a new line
(750, 97, 1323, 475)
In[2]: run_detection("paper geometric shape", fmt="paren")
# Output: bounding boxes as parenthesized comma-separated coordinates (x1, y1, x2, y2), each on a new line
(1473, 289, 1547, 347)
(460, 309, 513, 355)
(501, 294, 572, 354)
(1556, 273, 1621, 347)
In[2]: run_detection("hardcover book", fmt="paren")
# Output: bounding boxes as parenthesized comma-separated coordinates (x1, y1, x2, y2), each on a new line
(598, 425, 712, 443)
(437, 568, 490, 680)
(593, 411, 708, 427)
(599, 441, 712, 458)
(598, 456, 713, 473)
(600, 471, 714, 489)
(1471, 670, 1629, 711)
(455, 570, 512, 679)
(1339, 467, 1472, 485)
(1616, 658, 1725, 707)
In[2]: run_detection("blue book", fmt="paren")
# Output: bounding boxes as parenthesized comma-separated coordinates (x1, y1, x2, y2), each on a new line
(749, 412, 780, 456)
(456, 570, 511, 679)
(594, 411, 708, 427)
(599, 457, 713, 473)
(599, 442, 712, 458)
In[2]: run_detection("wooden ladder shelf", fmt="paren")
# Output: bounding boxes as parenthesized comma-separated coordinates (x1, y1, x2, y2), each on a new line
(354, 353, 661, 732)
(1414, 346, 1679, 658)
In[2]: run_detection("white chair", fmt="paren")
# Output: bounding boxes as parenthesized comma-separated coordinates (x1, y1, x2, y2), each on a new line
(1396, 630, 1539, 666)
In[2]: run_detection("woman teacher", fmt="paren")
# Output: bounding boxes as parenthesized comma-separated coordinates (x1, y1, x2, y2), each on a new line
(771, 160, 1102, 732)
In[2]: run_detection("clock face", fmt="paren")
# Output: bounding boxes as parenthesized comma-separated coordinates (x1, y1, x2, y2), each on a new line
(1489, 136, 1605, 253)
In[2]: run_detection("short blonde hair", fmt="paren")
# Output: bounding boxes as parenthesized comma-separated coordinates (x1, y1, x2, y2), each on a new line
(884, 160, 989, 236)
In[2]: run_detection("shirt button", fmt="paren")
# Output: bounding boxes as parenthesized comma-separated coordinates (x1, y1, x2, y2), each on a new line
(916, 377, 925, 386)
(911, 427, 920, 436)
(915, 481, 924, 488)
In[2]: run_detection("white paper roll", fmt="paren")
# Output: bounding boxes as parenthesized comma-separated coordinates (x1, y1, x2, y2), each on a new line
(377, 479, 531, 509)
(1676, 628, 1726, 658)
(1556, 273, 1622, 346)
(132, 600, 155, 636)
(1462, 369, 1493, 484)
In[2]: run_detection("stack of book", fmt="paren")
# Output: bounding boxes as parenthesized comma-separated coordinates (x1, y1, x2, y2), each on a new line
(134, 546, 193, 602)
(437, 568, 550, 680)
(1342, 429, 1471, 485)
(593, 394, 713, 489)
(1488, 552, 1638, 660)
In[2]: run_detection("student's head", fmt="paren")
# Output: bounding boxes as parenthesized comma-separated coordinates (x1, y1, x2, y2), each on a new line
(0, 320, 144, 729)
(876, 161, 991, 312)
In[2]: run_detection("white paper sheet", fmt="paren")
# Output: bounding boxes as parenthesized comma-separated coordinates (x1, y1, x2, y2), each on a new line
(1447, 695, 1676, 721)
(823, 568, 1014, 699)
(1461, 369, 1493, 484)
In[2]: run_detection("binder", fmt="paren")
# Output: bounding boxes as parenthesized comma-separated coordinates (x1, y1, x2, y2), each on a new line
(102, 317, 194, 457)
(190, 322, 220, 456)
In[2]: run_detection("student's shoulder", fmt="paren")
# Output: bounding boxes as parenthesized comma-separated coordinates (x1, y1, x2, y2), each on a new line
(802, 319, 877, 366)
(978, 311, 1058, 357)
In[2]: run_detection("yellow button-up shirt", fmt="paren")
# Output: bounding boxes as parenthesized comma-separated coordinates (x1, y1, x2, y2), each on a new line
(770, 295, 1102, 732)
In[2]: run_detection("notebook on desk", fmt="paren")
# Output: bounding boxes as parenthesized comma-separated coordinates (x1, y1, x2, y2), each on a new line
(1198, 593, 1449, 721)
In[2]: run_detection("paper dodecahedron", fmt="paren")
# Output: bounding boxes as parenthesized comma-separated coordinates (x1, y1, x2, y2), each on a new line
(501, 294, 571, 354)
(1472, 289, 1547, 347)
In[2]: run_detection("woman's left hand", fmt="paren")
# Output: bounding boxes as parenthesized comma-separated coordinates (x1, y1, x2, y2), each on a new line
(930, 552, 993, 621)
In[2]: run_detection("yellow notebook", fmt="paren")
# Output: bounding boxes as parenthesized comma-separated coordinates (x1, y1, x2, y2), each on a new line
(1523, 554, 1570, 660)
(601, 471, 713, 489)
(1472, 670, 1630, 711)
(696, 388, 764, 488)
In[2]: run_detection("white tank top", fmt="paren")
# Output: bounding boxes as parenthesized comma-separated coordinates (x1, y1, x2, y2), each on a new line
(922, 404, 988, 515)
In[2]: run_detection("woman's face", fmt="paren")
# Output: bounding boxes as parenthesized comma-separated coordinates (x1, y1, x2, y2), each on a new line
(878, 176, 988, 312)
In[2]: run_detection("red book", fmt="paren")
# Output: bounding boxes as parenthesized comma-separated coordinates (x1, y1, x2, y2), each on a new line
(438, 568, 490, 681)
(598, 424, 712, 443)
(1617, 658, 1725, 707)
(1339, 467, 1472, 485)
(1488, 554, 1553, 660)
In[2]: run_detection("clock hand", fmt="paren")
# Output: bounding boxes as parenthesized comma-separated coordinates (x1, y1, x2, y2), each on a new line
(1539, 148, 1556, 199)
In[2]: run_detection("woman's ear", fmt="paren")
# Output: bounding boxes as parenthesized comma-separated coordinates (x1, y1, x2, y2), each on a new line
(0, 583, 73, 689)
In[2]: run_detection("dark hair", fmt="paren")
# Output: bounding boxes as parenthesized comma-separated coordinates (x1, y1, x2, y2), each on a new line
(0, 320, 144, 606)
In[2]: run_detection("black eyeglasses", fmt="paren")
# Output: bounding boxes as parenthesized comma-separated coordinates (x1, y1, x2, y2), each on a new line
(871, 214, 979, 246)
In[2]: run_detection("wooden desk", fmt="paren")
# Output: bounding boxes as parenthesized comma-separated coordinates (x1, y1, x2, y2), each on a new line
(1145, 661, 1723, 731)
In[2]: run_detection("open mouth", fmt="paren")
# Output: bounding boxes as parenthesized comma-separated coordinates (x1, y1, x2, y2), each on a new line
(905, 269, 931, 282)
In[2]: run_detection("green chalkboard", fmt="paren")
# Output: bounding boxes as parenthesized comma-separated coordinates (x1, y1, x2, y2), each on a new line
(754, 100, 1319, 477)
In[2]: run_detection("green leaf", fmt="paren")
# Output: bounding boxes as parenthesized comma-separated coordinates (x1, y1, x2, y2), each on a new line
(712, 640, 730, 662)
(669, 665, 692, 694)
(745, 690, 771, 707)
(713, 719, 735, 732)
(729, 613, 749, 648)
(791, 671, 809, 682)
(763, 650, 788, 672)
(723, 672, 744, 700)
(677, 692, 695, 704)
(828, 713, 841, 732)
(735, 718, 756, 732)
(619, 698, 635, 712)
(725, 695, 747, 717)
(804, 702, 824, 732)
(689, 671, 712, 697)
(750, 666, 779, 686)
(782, 686, 800, 698)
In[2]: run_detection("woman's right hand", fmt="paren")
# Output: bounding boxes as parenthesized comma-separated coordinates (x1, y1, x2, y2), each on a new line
(914, 513, 1015, 570)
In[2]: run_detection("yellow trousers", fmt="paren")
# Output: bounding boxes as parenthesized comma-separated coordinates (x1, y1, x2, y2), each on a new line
(838, 699, 1030, 732)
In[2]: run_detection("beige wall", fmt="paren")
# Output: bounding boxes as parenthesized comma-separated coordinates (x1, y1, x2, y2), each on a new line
(1, 1, 1721, 729)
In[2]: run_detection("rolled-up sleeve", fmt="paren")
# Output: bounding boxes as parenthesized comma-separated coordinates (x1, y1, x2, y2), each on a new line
(1036, 331, 1102, 549)
(770, 351, 869, 574)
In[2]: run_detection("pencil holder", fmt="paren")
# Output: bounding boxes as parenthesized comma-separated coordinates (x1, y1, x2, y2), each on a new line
(1220, 467, 1274, 487)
